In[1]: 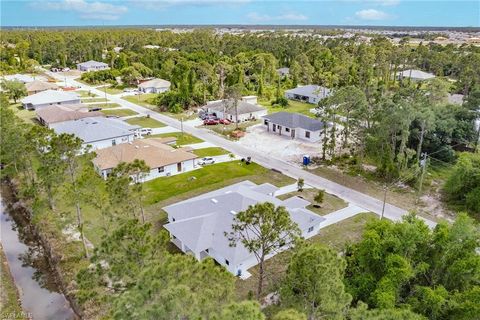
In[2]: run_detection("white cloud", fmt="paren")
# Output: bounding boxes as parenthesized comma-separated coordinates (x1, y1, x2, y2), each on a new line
(355, 9, 390, 21)
(341, 0, 400, 6)
(130, 0, 250, 9)
(38, 0, 128, 20)
(247, 12, 308, 23)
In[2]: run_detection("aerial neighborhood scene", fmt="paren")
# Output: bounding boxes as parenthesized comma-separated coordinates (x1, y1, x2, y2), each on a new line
(1, 1, 480, 319)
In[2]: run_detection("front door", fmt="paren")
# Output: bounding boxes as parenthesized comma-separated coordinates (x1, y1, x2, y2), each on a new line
(291, 129, 295, 139)
(272, 124, 276, 132)
(177, 162, 182, 172)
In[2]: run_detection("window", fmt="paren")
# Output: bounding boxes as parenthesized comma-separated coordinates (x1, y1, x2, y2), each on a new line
(111, 139, 116, 146)
(308, 226, 314, 233)
(305, 131, 310, 138)
(158, 166, 165, 173)
(205, 249, 209, 253)
(172, 217, 175, 222)
(225, 259, 230, 266)
(285, 128, 290, 132)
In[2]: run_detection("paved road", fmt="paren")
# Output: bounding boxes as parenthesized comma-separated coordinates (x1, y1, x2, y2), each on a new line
(49, 72, 437, 228)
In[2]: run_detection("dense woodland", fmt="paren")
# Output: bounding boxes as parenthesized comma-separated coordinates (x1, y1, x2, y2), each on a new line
(1, 28, 480, 319)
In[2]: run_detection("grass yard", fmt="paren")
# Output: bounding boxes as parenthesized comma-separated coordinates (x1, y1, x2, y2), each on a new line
(163, 111, 199, 121)
(143, 161, 295, 206)
(87, 103, 121, 109)
(277, 188, 348, 216)
(101, 108, 138, 117)
(192, 147, 230, 157)
(122, 93, 157, 108)
(81, 97, 108, 103)
(149, 132, 203, 145)
(235, 212, 377, 300)
(0, 245, 24, 317)
(258, 98, 316, 118)
(75, 90, 98, 98)
(104, 87, 128, 95)
(9, 103, 38, 124)
(125, 116, 166, 128)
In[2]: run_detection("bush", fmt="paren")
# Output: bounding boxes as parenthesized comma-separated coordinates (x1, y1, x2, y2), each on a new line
(272, 96, 289, 108)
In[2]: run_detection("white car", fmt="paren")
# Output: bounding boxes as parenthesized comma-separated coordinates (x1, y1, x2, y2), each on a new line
(198, 157, 215, 165)
(140, 128, 153, 135)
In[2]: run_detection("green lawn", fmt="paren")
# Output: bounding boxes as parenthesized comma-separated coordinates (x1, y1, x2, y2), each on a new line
(75, 90, 98, 98)
(277, 188, 348, 216)
(87, 103, 121, 109)
(125, 116, 166, 128)
(143, 161, 294, 206)
(235, 212, 377, 300)
(101, 108, 138, 117)
(81, 97, 108, 103)
(122, 93, 157, 108)
(10, 103, 38, 124)
(149, 132, 203, 145)
(104, 87, 128, 95)
(258, 98, 316, 118)
(192, 147, 230, 157)
(0, 245, 24, 317)
(163, 111, 198, 121)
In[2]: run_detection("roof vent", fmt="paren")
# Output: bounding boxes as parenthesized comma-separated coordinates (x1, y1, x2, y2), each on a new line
(211, 198, 218, 204)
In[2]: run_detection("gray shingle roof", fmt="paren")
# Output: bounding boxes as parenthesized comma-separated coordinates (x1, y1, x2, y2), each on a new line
(77, 60, 109, 68)
(51, 116, 139, 144)
(263, 112, 325, 131)
(398, 69, 435, 80)
(163, 181, 325, 267)
(285, 85, 330, 99)
(21, 90, 80, 105)
(206, 100, 265, 115)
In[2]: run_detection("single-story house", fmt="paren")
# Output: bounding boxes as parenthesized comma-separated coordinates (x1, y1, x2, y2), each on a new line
(93, 138, 198, 181)
(263, 112, 327, 143)
(138, 78, 171, 93)
(205, 96, 267, 122)
(163, 180, 325, 278)
(277, 67, 290, 77)
(25, 80, 59, 95)
(51, 116, 140, 151)
(21, 89, 81, 110)
(36, 104, 103, 128)
(397, 69, 435, 81)
(76, 60, 110, 72)
(285, 85, 331, 104)
(2, 74, 47, 83)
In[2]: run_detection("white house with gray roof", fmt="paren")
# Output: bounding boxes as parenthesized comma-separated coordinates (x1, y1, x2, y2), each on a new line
(51, 116, 140, 151)
(397, 69, 435, 81)
(163, 180, 325, 278)
(285, 85, 331, 104)
(263, 112, 327, 142)
(21, 89, 81, 110)
(205, 96, 267, 122)
(77, 60, 110, 72)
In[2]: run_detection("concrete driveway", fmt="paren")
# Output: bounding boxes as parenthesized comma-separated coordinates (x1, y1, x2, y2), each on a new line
(238, 124, 323, 164)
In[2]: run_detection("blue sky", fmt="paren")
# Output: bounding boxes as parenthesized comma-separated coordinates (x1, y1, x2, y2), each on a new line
(1, 0, 479, 27)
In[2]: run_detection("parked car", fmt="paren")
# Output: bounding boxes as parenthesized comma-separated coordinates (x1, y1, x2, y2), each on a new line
(218, 119, 231, 125)
(203, 119, 219, 125)
(198, 157, 215, 165)
(140, 128, 153, 135)
(200, 112, 217, 120)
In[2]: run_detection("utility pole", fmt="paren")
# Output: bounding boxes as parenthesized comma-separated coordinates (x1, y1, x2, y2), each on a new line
(417, 152, 428, 204)
(381, 185, 387, 220)
(181, 117, 184, 137)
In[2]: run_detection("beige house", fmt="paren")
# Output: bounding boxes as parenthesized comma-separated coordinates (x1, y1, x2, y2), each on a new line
(36, 104, 103, 128)
(26, 80, 59, 95)
(93, 138, 198, 181)
(138, 78, 171, 93)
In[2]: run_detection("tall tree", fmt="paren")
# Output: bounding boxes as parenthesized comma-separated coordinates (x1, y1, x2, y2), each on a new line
(281, 244, 352, 320)
(227, 202, 301, 298)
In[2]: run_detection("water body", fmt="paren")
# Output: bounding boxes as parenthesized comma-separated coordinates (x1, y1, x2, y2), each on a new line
(0, 192, 75, 320)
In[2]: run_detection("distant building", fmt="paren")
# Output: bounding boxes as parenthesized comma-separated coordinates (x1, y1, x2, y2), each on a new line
(163, 180, 325, 278)
(138, 78, 171, 93)
(447, 93, 464, 105)
(93, 138, 198, 181)
(51, 116, 140, 151)
(205, 96, 267, 122)
(2, 74, 46, 84)
(285, 85, 331, 104)
(25, 80, 58, 95)
(263, 112, 328, 143)
(397, 69, 435, 81)
(77, 60, 110, 72)
(36, 104, 103, 128)
(277, 67, 290, 77)
(21, 89, 80, 110)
